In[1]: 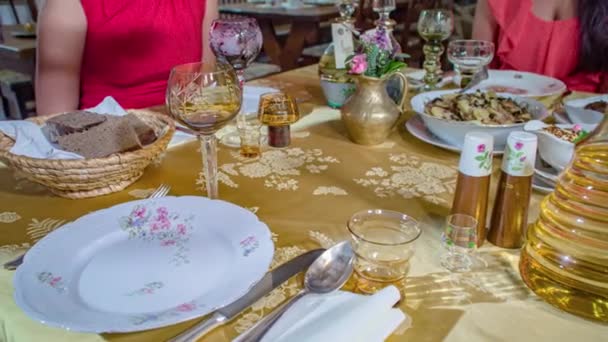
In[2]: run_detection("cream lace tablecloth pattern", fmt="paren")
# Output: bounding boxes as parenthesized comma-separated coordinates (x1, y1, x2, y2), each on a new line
(0, 65, 606, 341)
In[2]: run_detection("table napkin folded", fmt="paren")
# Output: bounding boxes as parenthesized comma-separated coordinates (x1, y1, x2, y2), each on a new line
(249, 286, 406, 342)
(0, 86, 278, 159)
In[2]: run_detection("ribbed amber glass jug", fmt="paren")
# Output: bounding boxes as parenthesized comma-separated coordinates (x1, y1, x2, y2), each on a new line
(520, 115, 608, 322)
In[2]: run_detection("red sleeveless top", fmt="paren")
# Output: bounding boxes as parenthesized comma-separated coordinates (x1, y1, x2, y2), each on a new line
(488, 0, 605, 93)
(79, 0, 205, 109)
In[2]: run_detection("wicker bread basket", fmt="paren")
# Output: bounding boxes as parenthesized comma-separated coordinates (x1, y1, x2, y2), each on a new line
(0, 109, 175, 199)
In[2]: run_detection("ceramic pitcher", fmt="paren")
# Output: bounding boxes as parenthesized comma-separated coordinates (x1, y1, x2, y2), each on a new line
(340, 71, 409, 145)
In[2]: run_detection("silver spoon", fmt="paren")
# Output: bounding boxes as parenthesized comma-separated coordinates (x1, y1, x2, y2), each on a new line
(234, 241, 355, 342)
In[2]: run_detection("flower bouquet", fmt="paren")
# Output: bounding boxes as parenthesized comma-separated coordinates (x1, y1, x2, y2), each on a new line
(346, 28, 407, 78)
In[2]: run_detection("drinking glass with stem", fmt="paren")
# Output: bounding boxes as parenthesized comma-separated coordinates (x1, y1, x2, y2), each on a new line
(447, 40, 495, 88)
(166, 61, 241, 199)
(210, 17, 263, 148)
(417, 9, 454, 91)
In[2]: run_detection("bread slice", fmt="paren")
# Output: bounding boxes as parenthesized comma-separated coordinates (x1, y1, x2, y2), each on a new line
(57, 116, 142, 158)
(45, 111, 107, 142)
(125, 114, 157, 145)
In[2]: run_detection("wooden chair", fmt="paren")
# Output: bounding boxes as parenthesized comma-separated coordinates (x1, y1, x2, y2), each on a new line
(2, 0, 38, 23)
(0, 69, 35, 120)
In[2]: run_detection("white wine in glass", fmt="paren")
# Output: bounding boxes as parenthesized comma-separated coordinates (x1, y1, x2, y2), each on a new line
(166, 61, 242, 199)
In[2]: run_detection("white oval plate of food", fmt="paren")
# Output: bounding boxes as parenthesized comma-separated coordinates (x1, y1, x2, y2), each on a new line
(14, 196, 274, 333)
(453, 70, 567, 97)
(563, 95, 607, 125)
(410, 90, 548, 151)
(405, 114, 504, 154)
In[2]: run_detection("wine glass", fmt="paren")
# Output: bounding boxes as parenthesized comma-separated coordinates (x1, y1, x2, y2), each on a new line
(209, 17, 263, 148)
(440, 214, 478, 272)
(209, 17, 263, 88)
(448, 40, 495, 88)
(417, 9, 454, 91)
(166, 61, 241, 199)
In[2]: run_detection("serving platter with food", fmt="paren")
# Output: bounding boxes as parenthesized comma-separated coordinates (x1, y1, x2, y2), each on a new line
(409, 90, 548, 151)
(453, 70, 567, 97)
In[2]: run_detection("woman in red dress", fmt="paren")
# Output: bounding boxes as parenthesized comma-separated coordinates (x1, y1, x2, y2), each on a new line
(473, 0, 608, 93)
(35, 0, 216, 115)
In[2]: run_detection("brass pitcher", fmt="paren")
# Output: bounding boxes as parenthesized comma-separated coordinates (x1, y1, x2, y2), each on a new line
(340, 71, 409, 145)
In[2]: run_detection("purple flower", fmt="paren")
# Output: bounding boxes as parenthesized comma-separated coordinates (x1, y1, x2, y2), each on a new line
(514, 142, 524, 150)
(520, 156, 527, 162)
(477, 144, 486, 153)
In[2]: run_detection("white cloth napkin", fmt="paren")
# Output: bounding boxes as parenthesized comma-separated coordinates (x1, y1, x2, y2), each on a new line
(0, 86, 279, 158)
(244, 286, 407, 342)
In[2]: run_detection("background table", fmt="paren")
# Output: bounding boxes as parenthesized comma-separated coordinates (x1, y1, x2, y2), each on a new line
(1, 65, 606, 341)
(0, 24, 35, 76)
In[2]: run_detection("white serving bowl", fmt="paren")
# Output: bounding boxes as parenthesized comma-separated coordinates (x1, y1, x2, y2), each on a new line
(524, 121, 597, 171)
(564, 95, 607, 124)
(410, 90, 549, 151)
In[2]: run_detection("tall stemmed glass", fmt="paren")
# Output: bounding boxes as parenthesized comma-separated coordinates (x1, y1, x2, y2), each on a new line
(417, 9, 453, 91)
(210, 17, 263, 147)
(166, 61, 241, 199)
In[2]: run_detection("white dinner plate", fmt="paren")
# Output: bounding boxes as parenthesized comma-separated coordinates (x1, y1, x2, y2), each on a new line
(14, 196, 274, 333)
(405, 114, 505, 155)
(457, 70, 567, 97)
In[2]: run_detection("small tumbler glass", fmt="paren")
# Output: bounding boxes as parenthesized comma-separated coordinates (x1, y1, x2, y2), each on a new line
(348, 209, 421, 294)
(440, 214, 478, 272)
(237, 112, 262, 158)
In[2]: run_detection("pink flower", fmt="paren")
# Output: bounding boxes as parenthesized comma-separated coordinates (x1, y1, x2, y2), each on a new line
(573, 124, 582, 133)
(49, 277, 62, 286)
(477, 144, 486, 153)
(520, 156, 527, 162)
(514, 142, 524, 150)
(177, 224, 187, 235)
(349, 54, 367, 75)
(176, 303, 196, 312)
(134, 207, 146, 218)
(161, 240, 176, 246)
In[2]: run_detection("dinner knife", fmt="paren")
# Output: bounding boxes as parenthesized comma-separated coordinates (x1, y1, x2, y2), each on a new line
(169, 248, 325, 342)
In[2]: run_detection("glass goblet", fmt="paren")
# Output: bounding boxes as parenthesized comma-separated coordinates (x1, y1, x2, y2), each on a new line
(166, 61, 241, 199)
(448, 40, 495, 88)
(417, 9, 454, 91)
(209, 17, 263, 88)
(440, 214, 478, 272)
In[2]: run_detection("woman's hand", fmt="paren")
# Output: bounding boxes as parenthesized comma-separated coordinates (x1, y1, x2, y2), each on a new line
(35, 0, 87, 115)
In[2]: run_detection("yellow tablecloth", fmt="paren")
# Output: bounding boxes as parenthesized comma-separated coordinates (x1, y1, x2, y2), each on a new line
(0, 65, 606, 341)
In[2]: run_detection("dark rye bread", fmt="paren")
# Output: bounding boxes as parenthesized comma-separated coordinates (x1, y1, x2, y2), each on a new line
(123, 114, 157, 145)
(57, 116, 142, 158)
(45, 111, 107, 142)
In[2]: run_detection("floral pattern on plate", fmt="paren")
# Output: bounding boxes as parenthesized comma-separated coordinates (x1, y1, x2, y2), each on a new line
(37, 272, 66, 293)
(130, 301, 200, 326)
(125, 282, 165, 297)
(120, 205, 195, 266)
(240, 236, 260, 257)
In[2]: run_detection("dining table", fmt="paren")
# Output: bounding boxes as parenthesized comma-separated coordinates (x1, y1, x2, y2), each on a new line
(219, 1, 409, 71)
(0, 64, 607, 342)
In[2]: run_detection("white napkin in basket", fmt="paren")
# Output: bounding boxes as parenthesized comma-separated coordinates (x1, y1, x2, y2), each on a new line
(238, 286, 407, 342)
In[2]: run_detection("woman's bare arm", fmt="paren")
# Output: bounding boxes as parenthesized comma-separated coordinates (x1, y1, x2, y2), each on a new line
(202, 0, 218, 62)
(36, 0, 87, 115)
(472, 0, 497, 43)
